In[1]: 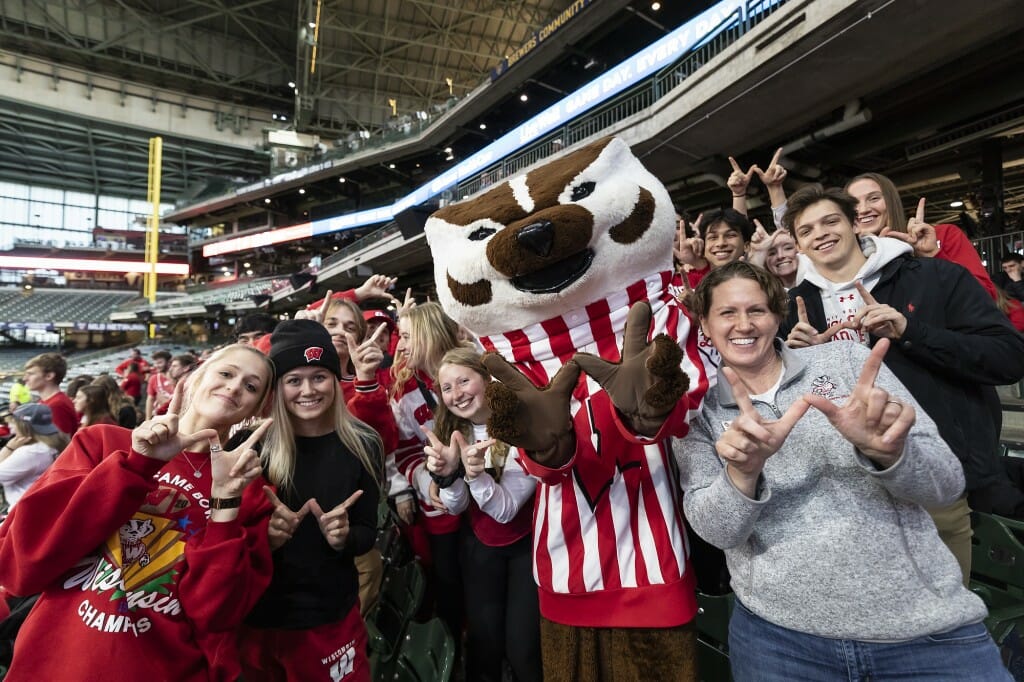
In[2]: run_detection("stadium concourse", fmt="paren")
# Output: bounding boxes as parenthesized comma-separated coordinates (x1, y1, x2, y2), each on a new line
(2, 0, 1024, 680)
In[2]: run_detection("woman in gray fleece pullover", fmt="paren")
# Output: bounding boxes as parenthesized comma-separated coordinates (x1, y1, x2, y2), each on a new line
(675, 261, 1007, 681)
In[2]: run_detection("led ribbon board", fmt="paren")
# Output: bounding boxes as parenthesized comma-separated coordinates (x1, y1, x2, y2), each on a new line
(204, 0, 776, 257)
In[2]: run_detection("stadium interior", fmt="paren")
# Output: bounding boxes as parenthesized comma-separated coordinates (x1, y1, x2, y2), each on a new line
(3, 0, 1024, 677)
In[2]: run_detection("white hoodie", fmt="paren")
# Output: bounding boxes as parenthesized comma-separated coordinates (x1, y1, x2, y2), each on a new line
(798, 235, 912, 345)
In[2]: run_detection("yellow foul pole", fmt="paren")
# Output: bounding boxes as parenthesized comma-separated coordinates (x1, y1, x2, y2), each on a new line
(145, 136, 163, 339)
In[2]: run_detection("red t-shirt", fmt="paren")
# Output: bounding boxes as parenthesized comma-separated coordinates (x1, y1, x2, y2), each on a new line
(121, 373, 142, 401)
(116, 358, 151, 376)
(147, 373, 175, 415)
(42, 392, 78, 436)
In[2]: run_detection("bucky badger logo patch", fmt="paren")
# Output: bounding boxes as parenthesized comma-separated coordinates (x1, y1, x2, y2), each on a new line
(425, 137, 677, 336)
(304, 346, 325, 362)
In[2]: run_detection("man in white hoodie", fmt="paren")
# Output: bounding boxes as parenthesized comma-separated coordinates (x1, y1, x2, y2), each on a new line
(778, 184, 1024, 581)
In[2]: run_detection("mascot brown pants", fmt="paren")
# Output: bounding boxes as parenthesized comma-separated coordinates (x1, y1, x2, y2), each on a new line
(540, 617, 698, 681)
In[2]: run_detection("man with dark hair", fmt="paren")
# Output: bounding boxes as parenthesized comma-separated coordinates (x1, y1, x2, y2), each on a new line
(169, 354, 198, 383)
(235, 313, 279, 346)
(676, 208, 756, 285)
(673, 208, 760, 385)
(23, 353, 77, 437)
(780, 183, 1024, 579)
(145, 350, 174, 419)
(1000, 252, 1024, 302)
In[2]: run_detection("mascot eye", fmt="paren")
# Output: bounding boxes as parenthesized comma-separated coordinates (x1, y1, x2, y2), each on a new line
(468, 227, 496, 241)
(570, 181, 595, 202)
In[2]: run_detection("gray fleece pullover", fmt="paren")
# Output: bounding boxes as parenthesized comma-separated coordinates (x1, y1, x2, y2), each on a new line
(675, 340, 988, 641)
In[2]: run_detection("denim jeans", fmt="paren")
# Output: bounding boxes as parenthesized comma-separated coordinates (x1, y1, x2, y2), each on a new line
(729, 599, 1011, 681)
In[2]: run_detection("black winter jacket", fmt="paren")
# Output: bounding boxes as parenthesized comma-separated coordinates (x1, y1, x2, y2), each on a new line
(782, 255, 1024, 496)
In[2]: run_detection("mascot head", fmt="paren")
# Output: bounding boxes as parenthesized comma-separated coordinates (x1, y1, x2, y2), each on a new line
(425, 137, 676, 336)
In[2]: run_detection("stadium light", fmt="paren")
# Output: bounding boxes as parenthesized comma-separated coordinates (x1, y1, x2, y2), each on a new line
(0, 256, 189, 275)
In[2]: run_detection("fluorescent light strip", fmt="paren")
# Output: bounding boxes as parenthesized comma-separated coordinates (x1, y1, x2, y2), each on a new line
(203, 222, 314, 257)
(208, 0, 763, 256)
(0, 256, 189, 275)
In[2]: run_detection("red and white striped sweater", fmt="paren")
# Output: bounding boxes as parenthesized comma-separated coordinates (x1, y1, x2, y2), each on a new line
(479, 273, 709, 627)
(392, 373, 462, 535)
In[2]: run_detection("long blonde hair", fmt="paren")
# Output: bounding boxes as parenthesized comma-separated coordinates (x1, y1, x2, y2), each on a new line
(182, 345, 275, 433)
(390, 302, 465, 397)
(432, 347, 509, 482)
(12, 417, 69, 455)
(263, 375, 384, 494)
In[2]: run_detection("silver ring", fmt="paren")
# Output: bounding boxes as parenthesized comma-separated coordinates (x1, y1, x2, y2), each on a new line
(209, 445, 223, 452)
(885, 399, 901, 406)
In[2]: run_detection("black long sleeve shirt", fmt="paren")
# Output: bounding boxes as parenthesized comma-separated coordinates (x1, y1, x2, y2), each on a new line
(247, 432, 380, 629)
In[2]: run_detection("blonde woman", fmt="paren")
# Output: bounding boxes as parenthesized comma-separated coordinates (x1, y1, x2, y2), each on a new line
(239, 320, 383, 682)
(0, 404, 69, 510)
(424, 347, 540, 682)
(0, 344, 276, 681)
(389, 301, 472, 660)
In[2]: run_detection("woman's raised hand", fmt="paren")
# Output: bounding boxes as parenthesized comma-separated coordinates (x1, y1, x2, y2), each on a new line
(208, 418, 273, 498)
(803, 339, 914, 468)
(263, 486, 310, 551)
(354, 274, 398, 303)
(308, 490, 363, 550)
(348, 324, 387, 380)
(754, 147, 787, 188)
(746, 219, 772, 267)
(422, 426, 460, 477)
(716, 366, 809, 497)
(396, 288, 417, 318)
(727, 157, 758, 197)
(456, 432, 496, 480)
(132, 381, 217, 462)
(880, 198, 938, 257)
(293, 289, 335, 324)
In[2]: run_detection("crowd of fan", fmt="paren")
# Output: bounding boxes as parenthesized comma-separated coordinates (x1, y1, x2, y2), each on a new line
(0, 148, 1021, 682)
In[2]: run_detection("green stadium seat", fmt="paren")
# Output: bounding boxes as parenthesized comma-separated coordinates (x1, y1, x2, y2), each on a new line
(386, 618, 455, 682)
(972, 512, 1024, 594)
(367, 560, 427, 674)
(695, 591, 734, 682)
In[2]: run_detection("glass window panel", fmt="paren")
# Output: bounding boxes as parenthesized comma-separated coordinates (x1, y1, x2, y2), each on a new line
(64, 205, 94, 230)
(29, 186, 63, 203)
(0, 181, 29, 199)
(29, 202, 63, 228)
(65, 191, 96, 208)
(98, 195, 128, 211)
(97, 209, 130, 230)
(0, 196, 28, 224)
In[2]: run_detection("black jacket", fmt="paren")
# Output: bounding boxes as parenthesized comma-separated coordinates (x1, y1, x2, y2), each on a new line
(782, 255, 1024, 499)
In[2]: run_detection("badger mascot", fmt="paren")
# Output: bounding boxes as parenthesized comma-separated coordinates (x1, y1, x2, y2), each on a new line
(425, 137, 709, 680)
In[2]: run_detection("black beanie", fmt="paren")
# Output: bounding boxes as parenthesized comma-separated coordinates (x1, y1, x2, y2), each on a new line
(269, 319, 341, 380)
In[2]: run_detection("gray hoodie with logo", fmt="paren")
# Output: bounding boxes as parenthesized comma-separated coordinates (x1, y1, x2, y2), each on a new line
(675, 340, 987, 641)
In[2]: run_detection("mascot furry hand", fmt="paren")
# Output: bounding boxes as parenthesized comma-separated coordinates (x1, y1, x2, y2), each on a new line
(424, 136, 709, 632)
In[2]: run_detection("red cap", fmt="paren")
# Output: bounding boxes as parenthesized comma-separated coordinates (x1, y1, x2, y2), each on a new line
(362, 309, 397, 333)
(254, 333, 273, 356)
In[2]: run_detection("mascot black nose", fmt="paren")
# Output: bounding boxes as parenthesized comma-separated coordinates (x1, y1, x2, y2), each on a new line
(516, 220, 554, 257)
